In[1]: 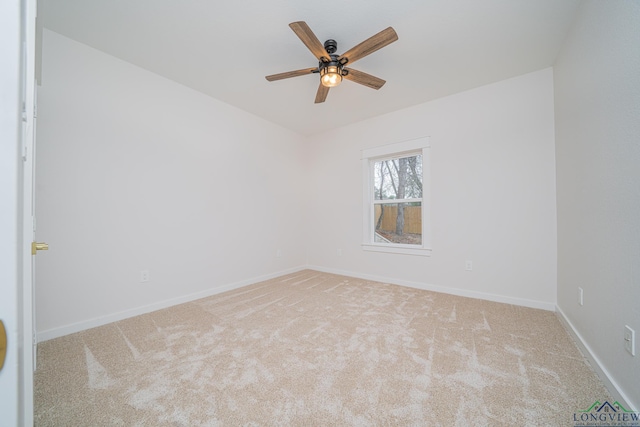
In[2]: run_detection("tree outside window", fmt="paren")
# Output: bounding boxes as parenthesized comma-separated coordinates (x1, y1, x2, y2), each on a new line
(373, 153, 422, 245)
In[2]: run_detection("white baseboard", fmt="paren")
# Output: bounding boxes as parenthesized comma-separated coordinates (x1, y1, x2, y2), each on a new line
(306, 265, 556, 311)
(37, 264, 557, 341)
(556, 305, 636, 412)
(37, 265, 307, 342)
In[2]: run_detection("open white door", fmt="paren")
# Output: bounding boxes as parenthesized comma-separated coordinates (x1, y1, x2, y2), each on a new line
(0, 0, 37, 425)
(23, 0, 39, 425)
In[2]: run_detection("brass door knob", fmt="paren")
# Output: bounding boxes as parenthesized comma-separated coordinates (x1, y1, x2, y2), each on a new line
(0, 320, 7, 371)
(31, 242, 49, 255)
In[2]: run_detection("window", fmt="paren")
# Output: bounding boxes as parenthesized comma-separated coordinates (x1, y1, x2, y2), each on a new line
(362, 137, 431, 256)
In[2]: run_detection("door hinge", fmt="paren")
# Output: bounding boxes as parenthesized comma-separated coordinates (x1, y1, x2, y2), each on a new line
(21, 102, 28, 161)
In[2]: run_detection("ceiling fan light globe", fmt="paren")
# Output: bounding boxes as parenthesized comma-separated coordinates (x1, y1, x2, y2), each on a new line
(320, 65, 342, 88)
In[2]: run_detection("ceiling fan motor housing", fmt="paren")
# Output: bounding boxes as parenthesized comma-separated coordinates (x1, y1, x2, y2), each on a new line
(324, 39, 338, 55)
(318, 39, 347, 79)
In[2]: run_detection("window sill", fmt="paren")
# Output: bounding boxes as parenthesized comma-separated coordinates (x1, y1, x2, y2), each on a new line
(362, 243, 432, 256)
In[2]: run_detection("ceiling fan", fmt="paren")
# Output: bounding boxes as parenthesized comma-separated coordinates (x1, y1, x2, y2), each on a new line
(265, 21, 398, 103)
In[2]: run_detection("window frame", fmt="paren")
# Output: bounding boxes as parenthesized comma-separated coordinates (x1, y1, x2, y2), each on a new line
(361, 137, 431, 256)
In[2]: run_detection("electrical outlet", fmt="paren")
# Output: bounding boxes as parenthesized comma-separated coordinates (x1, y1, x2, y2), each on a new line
(465, 260, 472, 271)
(337, 249, 343, 257)
(624, 325, 635, 356)
(140, 270, 149, 283)
(276, 249, 282, 258)
(578, 287, 584, 306)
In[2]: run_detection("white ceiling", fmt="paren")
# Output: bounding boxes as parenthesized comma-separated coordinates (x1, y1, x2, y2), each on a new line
(42, 0, 581, 135)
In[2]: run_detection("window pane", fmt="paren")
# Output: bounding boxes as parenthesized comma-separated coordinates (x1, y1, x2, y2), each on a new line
(374, 202, 422, 245)
(373, 154, 422, 201)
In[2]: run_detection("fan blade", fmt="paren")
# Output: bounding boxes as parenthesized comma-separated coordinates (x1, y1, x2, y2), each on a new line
(338, 27, 398, 65)
(289, 21, 331, 62)
(343, 68, 386, 90)
(265, 68, 317, 82)
(315, 83, 329, 103)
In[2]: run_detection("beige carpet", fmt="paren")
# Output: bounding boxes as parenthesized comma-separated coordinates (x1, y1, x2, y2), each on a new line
(35, 270, 609, 426)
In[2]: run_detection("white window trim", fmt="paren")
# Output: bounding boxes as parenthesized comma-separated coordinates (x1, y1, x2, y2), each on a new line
(361, 137, 431, 256)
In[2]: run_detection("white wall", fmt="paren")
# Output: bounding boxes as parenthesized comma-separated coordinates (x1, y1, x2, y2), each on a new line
(305, 69, 558, 309)
(554, 0, 640, 410)
(36, 30, 307, 338)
